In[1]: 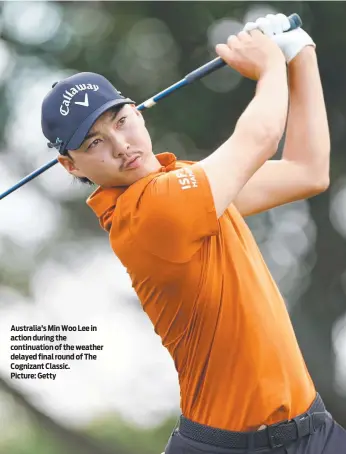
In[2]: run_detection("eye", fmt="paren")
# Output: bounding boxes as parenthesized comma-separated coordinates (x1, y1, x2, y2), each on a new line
(88, 138, 102, 149)
(117, 116, 127, 127)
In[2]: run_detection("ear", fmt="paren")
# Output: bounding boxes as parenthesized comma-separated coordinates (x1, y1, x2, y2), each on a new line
(57, 155, 86, 178)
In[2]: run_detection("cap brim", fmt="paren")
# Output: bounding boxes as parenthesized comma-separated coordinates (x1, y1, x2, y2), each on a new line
(65, 98, 134, 151)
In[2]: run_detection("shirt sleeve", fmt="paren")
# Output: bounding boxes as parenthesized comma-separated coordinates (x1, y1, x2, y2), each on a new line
(129, 163, 219, 263)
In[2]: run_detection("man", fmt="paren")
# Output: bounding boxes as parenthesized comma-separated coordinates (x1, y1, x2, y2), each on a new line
(41, 13, 345, 454)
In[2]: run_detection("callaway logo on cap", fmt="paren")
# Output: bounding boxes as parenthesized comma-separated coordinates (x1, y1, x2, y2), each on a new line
(59, 83, 99, 116)
(41, 72, 134, 155)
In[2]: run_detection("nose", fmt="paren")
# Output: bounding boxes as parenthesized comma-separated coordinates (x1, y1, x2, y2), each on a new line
(109, 131, 131, 158)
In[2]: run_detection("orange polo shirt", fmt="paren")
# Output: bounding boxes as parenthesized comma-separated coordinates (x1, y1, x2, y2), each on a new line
(87, 152, 316, 431)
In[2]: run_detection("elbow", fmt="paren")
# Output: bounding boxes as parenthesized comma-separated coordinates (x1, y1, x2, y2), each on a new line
(309, 145, 331, 195)
(312, 160, 330, 194)
(308, 174, 330, 196)
(314, 176, 330, 194)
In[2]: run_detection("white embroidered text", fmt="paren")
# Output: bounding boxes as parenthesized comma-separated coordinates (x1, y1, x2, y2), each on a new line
(175, 168, 198, 190)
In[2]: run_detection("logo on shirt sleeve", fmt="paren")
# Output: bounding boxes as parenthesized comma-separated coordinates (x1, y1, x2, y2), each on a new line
(175, 168, 198, 190)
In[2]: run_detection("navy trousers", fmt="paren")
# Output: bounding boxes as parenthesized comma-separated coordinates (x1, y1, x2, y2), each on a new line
(164, 412, 346, 454)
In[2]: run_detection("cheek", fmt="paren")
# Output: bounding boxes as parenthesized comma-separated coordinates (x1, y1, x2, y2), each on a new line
(136, 126, 152, 148)
(128, 118, 151, 146)
(82, 147, 110, 163)
(75, 154, 107, 173)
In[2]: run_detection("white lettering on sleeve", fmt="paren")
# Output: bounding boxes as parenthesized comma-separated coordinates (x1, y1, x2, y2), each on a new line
(175, 168, 198, 190)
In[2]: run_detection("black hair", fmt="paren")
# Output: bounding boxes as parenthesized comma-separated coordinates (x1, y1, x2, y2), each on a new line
(66, 105, 126, 186)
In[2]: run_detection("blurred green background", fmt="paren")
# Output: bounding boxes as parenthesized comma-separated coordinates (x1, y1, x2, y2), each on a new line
(0, 1, 345, 453)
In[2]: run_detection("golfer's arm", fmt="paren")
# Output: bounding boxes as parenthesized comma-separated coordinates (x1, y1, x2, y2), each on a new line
(282, 48, 330, 181)
(200, 64, 288, 218)
(233, 47, 330, 217)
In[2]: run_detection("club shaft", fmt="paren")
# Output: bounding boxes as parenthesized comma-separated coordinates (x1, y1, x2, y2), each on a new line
(136, 13, 302, 108)
(0, 13, 302, 200)
(0, 158, 59, 200)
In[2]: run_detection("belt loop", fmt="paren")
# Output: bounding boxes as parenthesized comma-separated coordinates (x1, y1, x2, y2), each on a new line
(293, 414, 314, 437)
(293, 416, 304, 438)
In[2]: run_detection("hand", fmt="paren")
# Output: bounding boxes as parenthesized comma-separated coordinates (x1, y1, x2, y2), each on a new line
(215, 29, 286, 80)
(244, 13, 315, 63)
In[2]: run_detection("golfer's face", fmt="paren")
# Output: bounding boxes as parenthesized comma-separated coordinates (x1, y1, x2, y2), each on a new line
(65, 104, 156, 187)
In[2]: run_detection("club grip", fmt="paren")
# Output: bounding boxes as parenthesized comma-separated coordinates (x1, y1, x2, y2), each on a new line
(288, 13, 302, 30)
(185, 13, 303, 83)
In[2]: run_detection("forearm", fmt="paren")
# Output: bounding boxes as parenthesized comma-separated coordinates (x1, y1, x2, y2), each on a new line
(200, 62, 289, 218)
(283, 47, 330, 183)
(237, 64, 288, 150)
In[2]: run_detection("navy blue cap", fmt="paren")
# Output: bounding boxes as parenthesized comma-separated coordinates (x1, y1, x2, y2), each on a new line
(41, 72, 134, 155)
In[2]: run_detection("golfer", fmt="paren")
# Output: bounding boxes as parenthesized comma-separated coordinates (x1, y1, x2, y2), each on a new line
(41, 13, 345, 454)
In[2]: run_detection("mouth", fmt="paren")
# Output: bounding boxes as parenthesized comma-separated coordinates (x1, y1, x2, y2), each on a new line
(124, 155, 141, 170)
